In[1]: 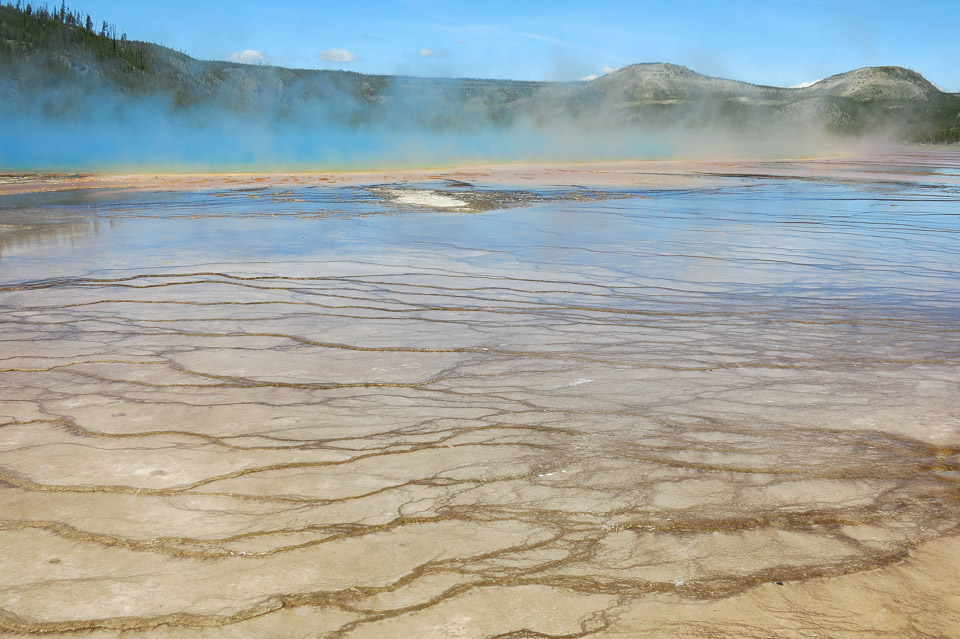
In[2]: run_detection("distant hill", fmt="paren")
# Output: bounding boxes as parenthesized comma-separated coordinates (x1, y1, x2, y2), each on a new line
(568, 63, 959, 141)
(583, 63, 786, 103)
(799, 67, 941, 102)
(1, 4, 958, 168)
(3, 3, 958, 139)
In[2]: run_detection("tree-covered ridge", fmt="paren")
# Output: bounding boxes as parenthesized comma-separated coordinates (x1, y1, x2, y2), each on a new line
(0, 2, 144, 69)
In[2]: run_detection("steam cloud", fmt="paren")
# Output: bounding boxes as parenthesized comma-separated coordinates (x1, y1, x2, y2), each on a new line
(0, 50, 900, 172)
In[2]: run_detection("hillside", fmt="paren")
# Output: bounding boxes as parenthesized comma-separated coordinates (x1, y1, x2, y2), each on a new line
(0, 4, 560, 129)
(799, 67, 941, 102)
(0, 2, 144, 68)
(1, 3, 958, 168)
(584, 63, 786, 104)
(566, 63, 959, 141)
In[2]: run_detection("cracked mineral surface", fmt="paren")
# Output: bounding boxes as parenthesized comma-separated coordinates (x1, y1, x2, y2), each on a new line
(1, 151, 959, 638)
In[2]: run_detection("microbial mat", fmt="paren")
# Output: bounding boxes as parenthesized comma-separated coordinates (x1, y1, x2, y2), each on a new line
(0, 152, 958, 637)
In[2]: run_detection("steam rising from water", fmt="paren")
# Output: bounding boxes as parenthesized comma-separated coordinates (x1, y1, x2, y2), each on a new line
(0, 56, 877, 171)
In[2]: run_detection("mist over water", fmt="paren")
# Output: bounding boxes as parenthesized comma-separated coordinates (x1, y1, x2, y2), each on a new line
(0, 101, 863, 172)
(0, 106, 664, 170)
(0, 55, 873, 171)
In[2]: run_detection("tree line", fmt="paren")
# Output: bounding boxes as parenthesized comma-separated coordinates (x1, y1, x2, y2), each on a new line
(6, 0, 125, 41)
(1, 1, 145, 69)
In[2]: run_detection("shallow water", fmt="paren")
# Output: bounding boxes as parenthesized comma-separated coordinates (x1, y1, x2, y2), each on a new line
(1, 158, 959, 637)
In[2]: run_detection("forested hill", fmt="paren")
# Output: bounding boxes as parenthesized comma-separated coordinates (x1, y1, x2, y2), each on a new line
(0, 2, 145, 69)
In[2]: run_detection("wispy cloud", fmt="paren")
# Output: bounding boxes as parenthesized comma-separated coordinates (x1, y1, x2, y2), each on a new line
(580, 74, 598, 81)
(318, 48, 357, 63)
(420, 23, 624, 63)
(228, 49, 264, 64)
(419, 48, 448, 59)
(513, 30, 621, 60)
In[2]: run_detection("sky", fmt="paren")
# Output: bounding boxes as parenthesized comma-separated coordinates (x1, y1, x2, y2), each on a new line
(40, 0, 960, 91)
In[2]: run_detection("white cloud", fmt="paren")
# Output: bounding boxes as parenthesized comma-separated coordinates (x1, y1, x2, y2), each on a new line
(580, 74, 598, 82)
(318, 48, 356, 63)
(601, 65, 615, 74)
(228, 49, 264, 64)
(419, 48, 434, 58)
(790, 78, 823, 89)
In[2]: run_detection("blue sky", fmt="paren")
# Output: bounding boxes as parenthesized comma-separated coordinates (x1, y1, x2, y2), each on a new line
(63, 0, 960, 90)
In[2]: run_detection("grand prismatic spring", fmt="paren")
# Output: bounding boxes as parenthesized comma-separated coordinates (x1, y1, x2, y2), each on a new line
(1, 152, 959, 638)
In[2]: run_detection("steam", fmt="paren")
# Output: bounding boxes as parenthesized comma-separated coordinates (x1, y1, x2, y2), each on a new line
(580, 66, 616, 82)
(0, 50, 904, 172)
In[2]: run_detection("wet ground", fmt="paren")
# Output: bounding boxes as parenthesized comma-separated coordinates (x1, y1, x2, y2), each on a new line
(1, 153, 959, 637)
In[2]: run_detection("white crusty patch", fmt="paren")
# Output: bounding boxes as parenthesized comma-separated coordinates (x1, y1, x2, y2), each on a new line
(389, 189, 467, 208)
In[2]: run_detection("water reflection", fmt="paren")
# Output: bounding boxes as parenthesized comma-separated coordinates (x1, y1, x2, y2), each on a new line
(0, 219, 103, 259)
